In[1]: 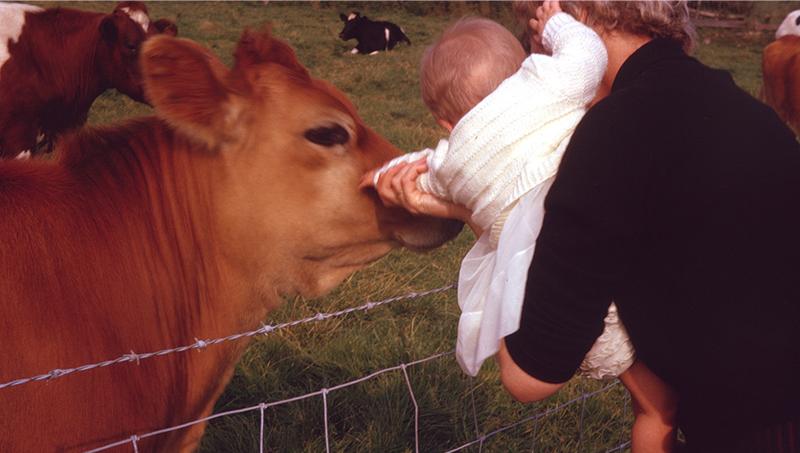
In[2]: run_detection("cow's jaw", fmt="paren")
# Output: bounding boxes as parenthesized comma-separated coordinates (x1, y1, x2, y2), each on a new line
(295, 239, 396, 298)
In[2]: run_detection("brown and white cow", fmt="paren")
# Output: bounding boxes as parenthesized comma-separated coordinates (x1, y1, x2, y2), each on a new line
(762, 35, 800, 135)
(0, 2, 177, 158)
(0, 28, 462, 452)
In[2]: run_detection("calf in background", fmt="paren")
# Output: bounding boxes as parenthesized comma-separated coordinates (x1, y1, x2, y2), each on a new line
(338, 11, 411, 55)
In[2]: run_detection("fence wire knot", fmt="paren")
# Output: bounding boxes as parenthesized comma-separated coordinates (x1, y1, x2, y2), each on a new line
(126, 351, 141, 365)
(364, 301, 376, 310)
(48, 369, 66, 379)
(194, 338, 208, 349)
(259, 323, 274, 335)
(314, 313, 325, 321)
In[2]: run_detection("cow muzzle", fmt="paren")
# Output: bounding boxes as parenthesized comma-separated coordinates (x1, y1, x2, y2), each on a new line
(392, 216, 463, 252)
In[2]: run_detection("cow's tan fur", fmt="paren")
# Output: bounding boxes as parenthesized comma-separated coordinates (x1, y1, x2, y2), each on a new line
(0, 28, 460, 452)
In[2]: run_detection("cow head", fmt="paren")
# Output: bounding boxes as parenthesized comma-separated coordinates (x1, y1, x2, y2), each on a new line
(99, 2, 177, 103)
(338, 11, 364, 41)
(776, 10, 800, 40)
(141, 28, 462, 297)
(114, 2, 178, 36)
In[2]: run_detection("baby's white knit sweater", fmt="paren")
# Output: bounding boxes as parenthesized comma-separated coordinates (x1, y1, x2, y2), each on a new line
(374, 13, 607, 232)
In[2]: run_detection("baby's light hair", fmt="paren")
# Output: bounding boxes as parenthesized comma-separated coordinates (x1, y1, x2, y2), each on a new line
(420, 17, 526, 125)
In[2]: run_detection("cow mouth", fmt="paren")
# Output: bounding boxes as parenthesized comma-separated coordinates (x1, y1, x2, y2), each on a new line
(392, 218, 464, 252)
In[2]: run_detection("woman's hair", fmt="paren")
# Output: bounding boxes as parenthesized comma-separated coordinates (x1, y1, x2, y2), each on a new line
(512, 1, 696, 53)
(420, 17, 526, 125)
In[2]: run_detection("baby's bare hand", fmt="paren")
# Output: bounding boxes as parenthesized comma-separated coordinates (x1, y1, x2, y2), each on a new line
(529, 0, 562, 45)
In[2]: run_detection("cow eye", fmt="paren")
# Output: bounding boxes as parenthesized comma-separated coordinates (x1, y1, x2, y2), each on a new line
(304, 124, 350, 147)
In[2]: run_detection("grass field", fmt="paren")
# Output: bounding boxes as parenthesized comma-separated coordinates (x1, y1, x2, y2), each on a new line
(35, 2, 795, 451)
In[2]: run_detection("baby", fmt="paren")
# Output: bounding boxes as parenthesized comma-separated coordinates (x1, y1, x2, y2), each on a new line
(370, 12, 610, 376)
(365, 6, 678, 452)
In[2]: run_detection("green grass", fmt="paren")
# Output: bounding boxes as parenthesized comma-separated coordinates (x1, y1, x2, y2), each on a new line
(37, 1, 786, 451)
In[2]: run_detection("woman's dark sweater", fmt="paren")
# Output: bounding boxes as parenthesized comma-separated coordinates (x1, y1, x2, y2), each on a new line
(505, 39, 800, 449)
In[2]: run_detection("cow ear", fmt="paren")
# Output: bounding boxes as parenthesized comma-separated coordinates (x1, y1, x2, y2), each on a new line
(99, 15, 119, 43)
(152, 18, 178, 37)
(339, 13, 347, 22)
(233, 27, 310, 82)
(141, 36, 242, 148)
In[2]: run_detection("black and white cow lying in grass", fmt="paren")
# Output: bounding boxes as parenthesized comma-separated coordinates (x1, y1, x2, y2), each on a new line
(338, 12, 410, 55)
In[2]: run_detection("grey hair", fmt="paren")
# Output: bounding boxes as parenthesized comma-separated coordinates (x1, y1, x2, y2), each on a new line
(512, 1, 696, 53)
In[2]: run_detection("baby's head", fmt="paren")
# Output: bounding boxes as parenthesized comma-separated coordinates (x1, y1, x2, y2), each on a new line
(420, 18, 526, 130)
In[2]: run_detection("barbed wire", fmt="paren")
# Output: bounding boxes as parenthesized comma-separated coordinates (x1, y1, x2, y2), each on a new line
(3, 282, 634, 451)
(0, 284, 455, 390)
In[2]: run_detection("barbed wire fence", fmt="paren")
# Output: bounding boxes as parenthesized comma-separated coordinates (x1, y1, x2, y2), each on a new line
(1, 284, 632, 452)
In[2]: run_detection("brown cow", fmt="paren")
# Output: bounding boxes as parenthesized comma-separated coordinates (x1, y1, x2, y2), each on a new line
(762, 35, 800, 135)
(0, 28, 461, 452)
(0, 2, 177, 158)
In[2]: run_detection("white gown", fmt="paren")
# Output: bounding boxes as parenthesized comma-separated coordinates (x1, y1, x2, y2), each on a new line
(456, 175, 635, 379)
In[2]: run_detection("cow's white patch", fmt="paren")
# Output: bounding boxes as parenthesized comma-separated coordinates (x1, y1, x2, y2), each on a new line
(347, 13, 357, 21)
(369, 51, 379, 56)
(0, 3, 43, 73)
(350, 48, 359, 54)
(384, 27, 390, 46)
(120, 6, 150, 33)
(776, 10, 800, 40)
(15, 150, 31, 160)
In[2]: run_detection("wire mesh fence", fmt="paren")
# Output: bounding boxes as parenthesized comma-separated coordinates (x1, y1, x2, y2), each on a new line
(1, 284, 633, 452)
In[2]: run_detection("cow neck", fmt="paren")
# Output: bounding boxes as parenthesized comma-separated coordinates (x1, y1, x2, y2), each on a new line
(46, 118, 266, 439)
(31, 10, 108, 132)
(61, 119, 258, 351)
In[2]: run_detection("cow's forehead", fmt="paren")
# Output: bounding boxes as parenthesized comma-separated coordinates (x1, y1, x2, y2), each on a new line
(347, 13, 357, 21)
(119, 6, 150, 33)
(310, 78, 359, 119)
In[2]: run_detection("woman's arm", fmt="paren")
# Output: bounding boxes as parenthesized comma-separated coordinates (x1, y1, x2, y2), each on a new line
(497, 339, 566, 402)
(503, 89, 651, 388)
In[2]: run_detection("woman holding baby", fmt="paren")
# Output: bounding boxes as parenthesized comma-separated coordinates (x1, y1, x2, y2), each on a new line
(366, 1, 800, 452)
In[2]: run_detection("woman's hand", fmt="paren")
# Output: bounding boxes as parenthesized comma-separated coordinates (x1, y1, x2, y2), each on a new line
(528, 0, 562, 52)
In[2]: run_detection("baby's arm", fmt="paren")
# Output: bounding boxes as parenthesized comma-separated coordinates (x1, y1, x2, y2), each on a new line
(527, 3, 608, 105)
(362, 143, 482, 235)
(368, 138, 451, 200)
(370, 148, 433, 187)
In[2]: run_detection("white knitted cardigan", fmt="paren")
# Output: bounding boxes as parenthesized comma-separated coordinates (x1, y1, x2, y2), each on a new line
(375, 13, 607, 232)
